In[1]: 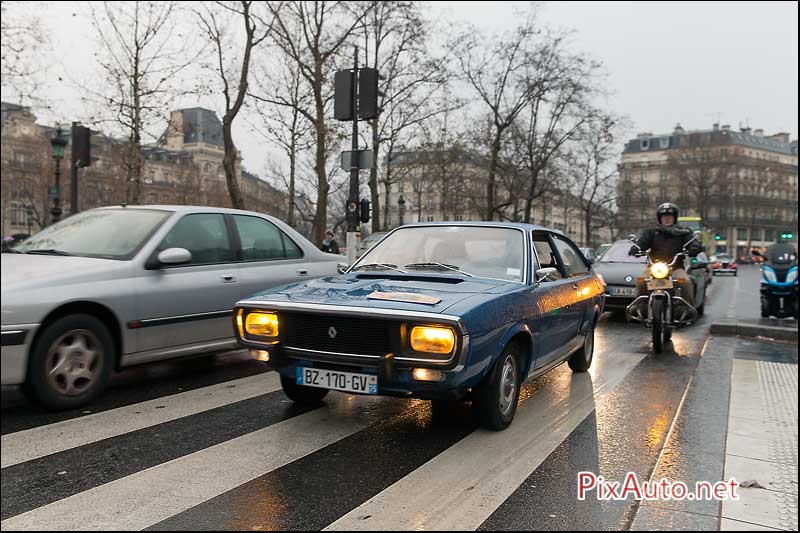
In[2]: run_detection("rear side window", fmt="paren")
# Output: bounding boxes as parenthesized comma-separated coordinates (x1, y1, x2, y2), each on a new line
(532, 233, 562, 280)
(552, 235, 589, 277)
(158, 213, 233, 265)
(233, 215, 303, 261)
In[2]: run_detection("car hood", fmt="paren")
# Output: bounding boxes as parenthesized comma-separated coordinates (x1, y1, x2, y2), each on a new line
(1, 254, 125, 290)
(239, 272, 514, 314)
(593, 262, 644, 285)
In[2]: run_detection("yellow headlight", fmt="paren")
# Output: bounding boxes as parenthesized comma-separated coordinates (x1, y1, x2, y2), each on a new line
(410, 326, 455, 354)
(650, 262, 670, 279)
(245, 312, 279, 337)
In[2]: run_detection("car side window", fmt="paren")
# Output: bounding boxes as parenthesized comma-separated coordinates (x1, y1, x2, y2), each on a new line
(158, 213, 233, 265)
(552, 235, 589, 278)
(233, 215, 303, 261)
(532, 233, 563, 280)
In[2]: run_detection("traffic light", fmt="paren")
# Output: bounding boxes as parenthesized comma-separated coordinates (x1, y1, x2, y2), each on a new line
(781, 232, 794, 239)
(334, 70, 354, 121)
(359, 198, 371, 224)
(73, 125, 92, 167)
(358, 67, 382, 120)
(714, 233, 721, 241)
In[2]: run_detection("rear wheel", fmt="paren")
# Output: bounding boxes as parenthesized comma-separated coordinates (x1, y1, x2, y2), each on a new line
(568, 323, 594, 372)
(26, 314, 114, 410)
(651, 299, 668, 353)
(697, 287, 706, 317)
(473, 345, 521, 431)
(280, 374, 329, 404)
(761, 298, 770, 318)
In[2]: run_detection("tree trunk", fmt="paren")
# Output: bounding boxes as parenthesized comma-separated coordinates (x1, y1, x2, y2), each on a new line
(288, 136, 296, 226)
(222, 117, 244, 209)
(486, 130, 502, 220)
(369, 120, 381, 232)
(523, 166, 541, 224)
(383, 151, 393, 230)
(312, 75, 327, 245)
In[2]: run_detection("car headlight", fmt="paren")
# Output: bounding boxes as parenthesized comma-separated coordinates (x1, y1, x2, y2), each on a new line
(763, 268, 777, 283)
(786, 269, 798, 283)
(244, 311, 279, 337)
(410, 326, 455, 354)
(650, 262, 670, 279)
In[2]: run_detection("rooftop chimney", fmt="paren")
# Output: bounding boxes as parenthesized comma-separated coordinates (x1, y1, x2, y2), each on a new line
(753, 129, 764, 137)
(673, 123, 685, 135)
(769, 132, 790, 143)
(721, 124, 731, 132)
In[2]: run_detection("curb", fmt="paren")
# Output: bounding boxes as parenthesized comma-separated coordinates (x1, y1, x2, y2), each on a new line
(710, 320, 798, 341)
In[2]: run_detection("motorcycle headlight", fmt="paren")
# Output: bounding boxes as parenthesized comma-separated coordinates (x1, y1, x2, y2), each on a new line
(787, 269, 798, 283)
(650, 262, 670, 279)
(763, 268, 778, 283)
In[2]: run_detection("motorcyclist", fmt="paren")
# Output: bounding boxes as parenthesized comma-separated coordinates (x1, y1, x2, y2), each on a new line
(629, 202, 703, 308)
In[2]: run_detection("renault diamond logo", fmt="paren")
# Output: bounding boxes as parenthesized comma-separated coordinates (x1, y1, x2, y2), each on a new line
(625, 275, 633, 283)
(328, 327, 338, 339)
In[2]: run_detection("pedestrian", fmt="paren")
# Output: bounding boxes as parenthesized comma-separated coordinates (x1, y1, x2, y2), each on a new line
(320, 230, 340, 254)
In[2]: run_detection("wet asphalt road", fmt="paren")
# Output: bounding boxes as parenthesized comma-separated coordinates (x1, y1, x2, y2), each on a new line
(0, 273, 769, 530)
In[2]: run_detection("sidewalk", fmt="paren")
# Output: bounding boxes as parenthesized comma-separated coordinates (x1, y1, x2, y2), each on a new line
(631, 335, 798, 531)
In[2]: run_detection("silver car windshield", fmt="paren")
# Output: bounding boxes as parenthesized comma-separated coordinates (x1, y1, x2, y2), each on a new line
(352, 226, 525, 282)
(599, 242, 646, 264)
(15, 209, 170, 260)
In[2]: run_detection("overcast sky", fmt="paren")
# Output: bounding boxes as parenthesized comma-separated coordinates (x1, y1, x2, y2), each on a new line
(4, 1, 797, 179)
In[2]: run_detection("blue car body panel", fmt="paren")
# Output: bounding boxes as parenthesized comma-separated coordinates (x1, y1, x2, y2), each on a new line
(234, 223, 606, 399)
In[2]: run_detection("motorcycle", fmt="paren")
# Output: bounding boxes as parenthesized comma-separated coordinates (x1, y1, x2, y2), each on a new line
(625, 234, 701, 353)
(752, 245, 798, 319)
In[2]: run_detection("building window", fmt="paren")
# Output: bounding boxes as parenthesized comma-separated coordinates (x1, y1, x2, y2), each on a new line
(659, 137, 669, 149)
(752, 228, 762, 241)
(764, 229, 774, 242)
(640, 139, 649, 150)
(426, 215, 434, 222)
(737, 228, 748, 241)
(13, 151, 34, 169)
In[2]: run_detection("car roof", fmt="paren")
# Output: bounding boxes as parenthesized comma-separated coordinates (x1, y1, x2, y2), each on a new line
(93, 205, 278, 217)
(397, 221, 567, 236)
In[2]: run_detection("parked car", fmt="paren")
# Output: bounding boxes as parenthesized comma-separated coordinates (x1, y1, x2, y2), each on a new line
(1, 205, 341, 409)
(357, 231, 388, 259)
(579, 247, 597, 264)
(592, 240, 647, 311)
(711, 253, 738, 276)
(234, 223, 605, 430)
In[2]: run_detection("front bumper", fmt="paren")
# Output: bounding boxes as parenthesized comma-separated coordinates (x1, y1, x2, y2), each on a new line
(713, 268, 737, 274)
(1, 324, 39, 385)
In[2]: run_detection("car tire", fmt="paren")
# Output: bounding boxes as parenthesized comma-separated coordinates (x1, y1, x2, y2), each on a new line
(652, 299, 667, 353)
(473, 345, 521, 431)
(280, 374, 329, 404)
(697, 288, 706, 317)
(26, 314, 114, 411)
(568, 323, 594, 372)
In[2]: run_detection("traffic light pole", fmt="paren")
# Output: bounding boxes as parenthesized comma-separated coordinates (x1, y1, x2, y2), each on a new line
(70, 122, 79, 215)
(346, 45, 361, 265)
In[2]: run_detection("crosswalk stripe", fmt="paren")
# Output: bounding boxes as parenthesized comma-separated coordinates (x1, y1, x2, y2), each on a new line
(325, 351, 646, 531)
(1, 372, 281, 469)
(0, 402, 378, 531)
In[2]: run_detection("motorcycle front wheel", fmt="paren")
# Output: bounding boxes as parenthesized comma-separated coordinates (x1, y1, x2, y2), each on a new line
(652, 298, 668, 353)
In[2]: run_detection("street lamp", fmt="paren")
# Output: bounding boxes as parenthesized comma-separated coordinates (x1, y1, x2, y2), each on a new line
(398, 195, 406, 227)
(50, 127, 67, 224)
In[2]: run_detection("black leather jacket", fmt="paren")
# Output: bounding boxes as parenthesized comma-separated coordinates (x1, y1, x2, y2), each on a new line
(629, 225, 702, 269)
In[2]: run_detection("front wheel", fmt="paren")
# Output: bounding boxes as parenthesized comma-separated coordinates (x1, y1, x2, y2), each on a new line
(26, 314, 114, 410)
(280, 374, 329, 404)
(651, 298, 668, 353)
(473, 345, 521, 431)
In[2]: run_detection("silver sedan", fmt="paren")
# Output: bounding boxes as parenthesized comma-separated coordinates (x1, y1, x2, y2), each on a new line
(1, 205, 341, 409)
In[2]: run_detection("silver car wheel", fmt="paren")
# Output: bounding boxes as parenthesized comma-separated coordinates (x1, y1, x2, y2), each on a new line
(46, 329, 103, 397)
(499, 355, 517, 417)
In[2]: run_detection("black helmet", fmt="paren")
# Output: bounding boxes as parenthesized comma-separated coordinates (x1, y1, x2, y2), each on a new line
(656, 202, 679, 223)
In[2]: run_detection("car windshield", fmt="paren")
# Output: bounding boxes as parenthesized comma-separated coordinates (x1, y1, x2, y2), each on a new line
(598, 242, 647, 264)
(14, 209, 171, 260)
(716, 255, 731, 261)
(352, 226, 525, 282)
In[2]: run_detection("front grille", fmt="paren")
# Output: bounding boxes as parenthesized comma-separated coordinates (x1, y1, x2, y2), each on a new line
(280, 311, 399, 357)
(774, 267, 790, 283)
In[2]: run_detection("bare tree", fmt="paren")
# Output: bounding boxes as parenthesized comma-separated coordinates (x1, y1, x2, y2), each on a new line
(567, 114, 621, 248)
(197, 1, 278, 209)
(454, 6, 550, 220)
(85, 1, 200, 204)
(263, 1, 371, 244)
(0, 1, 48, 105)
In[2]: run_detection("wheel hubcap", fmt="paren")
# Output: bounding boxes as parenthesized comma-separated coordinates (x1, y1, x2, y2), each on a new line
(499, 355, 517, 416)
(46, 329, 103, 396)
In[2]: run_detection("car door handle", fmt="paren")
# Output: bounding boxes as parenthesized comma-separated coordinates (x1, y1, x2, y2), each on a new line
(572, 283, 580, 290)
(297, 269, 309, 277)
(221, 274, 237, 283)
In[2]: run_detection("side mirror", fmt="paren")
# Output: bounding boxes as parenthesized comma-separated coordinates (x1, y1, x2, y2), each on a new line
(157, 247, 192, 266)
(628, 234, 637, 242)
(535, 267, 559, 283)
(751, 249, 763, 257)
(337, 263, 349, 274)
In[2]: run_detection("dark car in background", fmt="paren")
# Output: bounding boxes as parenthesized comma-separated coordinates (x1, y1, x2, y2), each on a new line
(592, 240, 646, 311)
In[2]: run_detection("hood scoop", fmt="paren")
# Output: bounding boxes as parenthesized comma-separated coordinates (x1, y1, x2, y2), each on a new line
(354, 273, 464, 284)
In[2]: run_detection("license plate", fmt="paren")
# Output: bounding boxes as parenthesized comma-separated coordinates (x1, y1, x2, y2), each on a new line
(296, 367, 378, 394)
(647, 279, 674, 290)
(610, 286, 638, 297)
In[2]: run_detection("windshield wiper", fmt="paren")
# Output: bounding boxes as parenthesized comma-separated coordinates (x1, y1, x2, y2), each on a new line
(405, 262, 475, 277)
(352, 263, 407, 273)
(25, 249, 73, 256)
